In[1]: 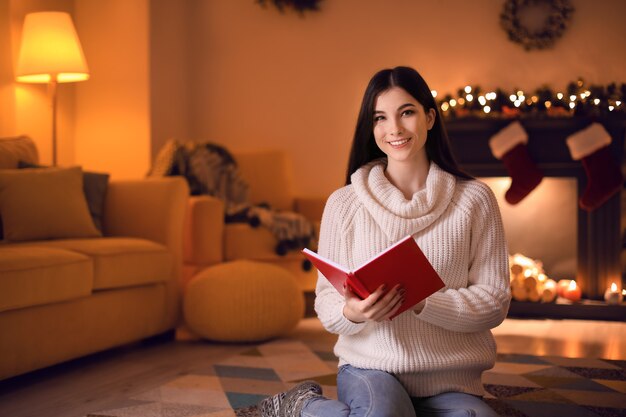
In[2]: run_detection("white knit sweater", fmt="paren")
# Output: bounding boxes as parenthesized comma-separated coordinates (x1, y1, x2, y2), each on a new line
(314, 159, 511, 397)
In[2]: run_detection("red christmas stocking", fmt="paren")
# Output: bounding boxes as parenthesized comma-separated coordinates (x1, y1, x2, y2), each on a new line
(566, 123, 624, 211)
(489, 121, 543, 204)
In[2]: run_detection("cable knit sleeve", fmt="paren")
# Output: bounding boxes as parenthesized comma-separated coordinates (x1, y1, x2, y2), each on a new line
(314, 188, 367, 336)
(416, 182, 511, 332)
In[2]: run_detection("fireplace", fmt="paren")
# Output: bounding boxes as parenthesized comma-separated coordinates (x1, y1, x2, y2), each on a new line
(447, 116, 625, 321)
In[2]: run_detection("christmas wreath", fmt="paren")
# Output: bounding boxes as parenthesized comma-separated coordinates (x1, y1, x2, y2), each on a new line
(500, 0, 574, 51)
(256, 0, 322, 14)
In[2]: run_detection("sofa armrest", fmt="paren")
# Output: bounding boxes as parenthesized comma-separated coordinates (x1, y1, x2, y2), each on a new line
(294, 196, 326, 224)
(183, 195, 225, 267)
(103, 177, 189, 265)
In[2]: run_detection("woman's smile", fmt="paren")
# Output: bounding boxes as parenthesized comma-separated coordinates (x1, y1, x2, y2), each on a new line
(387, 137, 412, 148)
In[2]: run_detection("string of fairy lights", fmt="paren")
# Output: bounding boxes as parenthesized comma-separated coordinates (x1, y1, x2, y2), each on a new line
(431, 79, 626, 119)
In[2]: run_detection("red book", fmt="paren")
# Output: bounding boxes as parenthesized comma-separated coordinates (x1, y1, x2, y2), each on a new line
(302, 235, 445, 319)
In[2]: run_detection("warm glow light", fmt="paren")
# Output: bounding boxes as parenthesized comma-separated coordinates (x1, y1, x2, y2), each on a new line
(531, 95, 538, 103)
(516, 90, 523, 96)
(610, 282, 618, 292)
(450, 99, 457, 107)
(557, 93, 564, 100)
(569, 102, 575, 109)
(568, 280, 577, 290)
(593, 98, 600, 105)
(16, 12, 89, 84)
(609, 105, 615, 111)
(431, 90, 437, 98)
(458, 97, 466, 105)
(483, 106, 491, 113)
(478, 96, 487, 106)
(514, 100, 521, 108)
(466, 94, 473, 102)
(464, 85, 472, 94)
(616, 100, 622, 106)
(545, 101, 552, 108)
(441, 102, 449, 111)
(544, 280, 556, 289)
(569, 95, 577, 101)
(509, 94, 516, 102)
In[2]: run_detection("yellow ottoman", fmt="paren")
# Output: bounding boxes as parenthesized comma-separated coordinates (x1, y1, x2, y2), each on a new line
(183, 260, 305, 342)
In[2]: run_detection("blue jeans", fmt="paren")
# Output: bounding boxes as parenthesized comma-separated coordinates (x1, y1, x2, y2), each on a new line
(301, 365, 499, 417)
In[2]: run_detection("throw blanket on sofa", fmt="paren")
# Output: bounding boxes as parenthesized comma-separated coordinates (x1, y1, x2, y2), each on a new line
(150, 139, 316, 256)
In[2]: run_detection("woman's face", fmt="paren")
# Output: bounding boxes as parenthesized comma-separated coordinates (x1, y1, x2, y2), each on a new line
(372, 87, 435, 165)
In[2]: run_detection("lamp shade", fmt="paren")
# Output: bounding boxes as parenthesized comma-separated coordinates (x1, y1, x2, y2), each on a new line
(16, 11, 89, 83)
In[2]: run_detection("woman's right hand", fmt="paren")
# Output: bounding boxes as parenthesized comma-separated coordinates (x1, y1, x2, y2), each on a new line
(343, 284, 405, 323)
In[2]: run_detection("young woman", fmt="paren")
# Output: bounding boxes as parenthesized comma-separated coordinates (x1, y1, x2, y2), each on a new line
(259, 66, 510, 417)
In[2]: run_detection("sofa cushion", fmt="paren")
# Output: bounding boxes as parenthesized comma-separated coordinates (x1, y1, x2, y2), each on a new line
(0, 245, 93, 312)
(0, 167, 101, 242)
(0, 136, 38, 169)
(24, 238, 173, 290)
(18, 161, 110, 232)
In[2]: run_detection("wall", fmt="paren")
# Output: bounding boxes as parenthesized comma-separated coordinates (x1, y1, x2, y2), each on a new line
(170, 0, 626, 197)
(74, 0, 151, 179)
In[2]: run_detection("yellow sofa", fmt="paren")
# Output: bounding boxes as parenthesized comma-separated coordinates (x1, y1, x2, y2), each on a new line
(0, 136, 189, 380)
(182, 149, 326, 292)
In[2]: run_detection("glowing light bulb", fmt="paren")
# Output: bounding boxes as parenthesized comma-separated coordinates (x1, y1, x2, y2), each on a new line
(517, 90, 523, 96)
(514, 101, 521, 108)
(466, 94, 473, 102)
(458, 97, 465, 105)
(450, 99, 457, 107)
(478, 96, 487, 106)
(569, 95, 577, 102)
(484, 106, 491, 113)
(431, 90, 437, 98)
(569, 102, 575, 109)
(545, 101, 552, 108)
(609, 105, 615, 111)
(464, 85, 472, 94)
(616, 100, 622, 106)
(593, 98, 600, 105)
(509, 94, 517, 102)
(441, 102, 450, 111)
(557, 93, 564, 100)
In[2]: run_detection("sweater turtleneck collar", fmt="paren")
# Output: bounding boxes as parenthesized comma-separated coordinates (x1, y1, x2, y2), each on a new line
(351, 158, 456, 242)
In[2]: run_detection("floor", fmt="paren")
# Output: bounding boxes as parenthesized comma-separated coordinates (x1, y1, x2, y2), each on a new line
(0, 317, 624, 417)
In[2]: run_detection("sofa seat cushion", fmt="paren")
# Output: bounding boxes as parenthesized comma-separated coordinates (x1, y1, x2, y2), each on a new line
(224, 223, 307, 262)
(0, 245, 93, 312)
(20, 238, 172, 290)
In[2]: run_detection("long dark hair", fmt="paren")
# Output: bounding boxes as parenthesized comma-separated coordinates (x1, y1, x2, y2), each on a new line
(345, 66, 472, 184)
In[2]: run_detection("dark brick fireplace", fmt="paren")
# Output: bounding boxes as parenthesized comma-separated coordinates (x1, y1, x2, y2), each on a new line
(447, 116, 625, 321)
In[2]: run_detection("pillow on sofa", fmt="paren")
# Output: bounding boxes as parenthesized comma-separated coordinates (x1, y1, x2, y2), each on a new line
(0, 166, 101, 241)
(18, 161, 110, 232)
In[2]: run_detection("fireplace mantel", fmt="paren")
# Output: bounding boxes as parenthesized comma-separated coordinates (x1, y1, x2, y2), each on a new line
(446, 116, 625, 300)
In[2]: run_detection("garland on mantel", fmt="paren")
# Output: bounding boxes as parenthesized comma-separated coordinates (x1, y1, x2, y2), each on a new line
(434, 79, 626, 119)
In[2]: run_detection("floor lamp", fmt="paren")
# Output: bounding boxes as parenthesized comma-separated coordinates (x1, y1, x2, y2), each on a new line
(15, 11, 89, 166)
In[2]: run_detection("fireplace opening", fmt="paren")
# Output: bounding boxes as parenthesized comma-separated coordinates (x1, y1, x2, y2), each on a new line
(482, 177, 578, 280)
(447, 117, 625, 321)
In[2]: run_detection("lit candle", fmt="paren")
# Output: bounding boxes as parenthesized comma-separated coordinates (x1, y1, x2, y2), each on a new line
(604, 282, 624, 305)
(562, 280, 582, 302)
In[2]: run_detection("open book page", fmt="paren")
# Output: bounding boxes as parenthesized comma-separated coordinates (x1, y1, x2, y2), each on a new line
(303, 236, 445, 319)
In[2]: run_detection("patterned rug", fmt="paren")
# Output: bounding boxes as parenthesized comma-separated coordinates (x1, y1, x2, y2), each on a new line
(86, 338, 626, 417)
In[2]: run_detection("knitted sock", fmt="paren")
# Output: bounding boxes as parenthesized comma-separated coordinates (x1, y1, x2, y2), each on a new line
(280, 381, 322, 417)
(257, 381, 322, 417)
(566, 123, 623, 211)
(258, 391, 286, 417)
